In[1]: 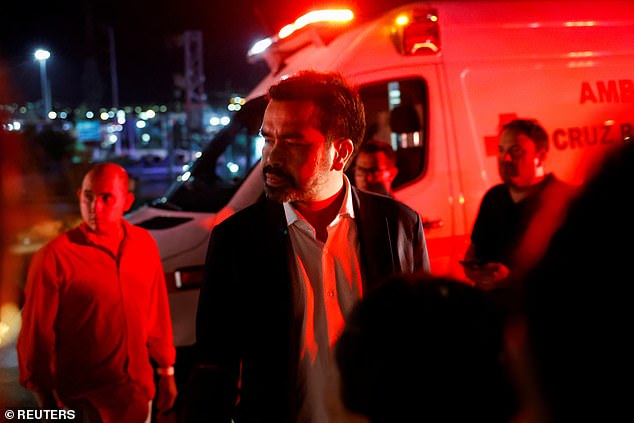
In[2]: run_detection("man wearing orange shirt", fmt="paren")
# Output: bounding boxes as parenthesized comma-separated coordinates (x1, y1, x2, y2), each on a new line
(18, 163, 177, 422)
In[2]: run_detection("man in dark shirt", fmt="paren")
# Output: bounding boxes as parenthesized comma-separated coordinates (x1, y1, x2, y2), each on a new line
(462, 119, 572, 291)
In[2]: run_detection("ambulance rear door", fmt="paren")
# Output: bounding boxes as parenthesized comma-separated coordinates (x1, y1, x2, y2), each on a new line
(348, 62, 462, 276)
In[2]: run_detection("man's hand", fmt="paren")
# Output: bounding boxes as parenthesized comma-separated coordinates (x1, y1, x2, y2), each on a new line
(463, 261, 510, 291)
(156, 374, 178, 416)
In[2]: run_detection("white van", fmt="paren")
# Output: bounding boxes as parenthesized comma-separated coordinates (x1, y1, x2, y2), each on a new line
(126, 0, 634, 347)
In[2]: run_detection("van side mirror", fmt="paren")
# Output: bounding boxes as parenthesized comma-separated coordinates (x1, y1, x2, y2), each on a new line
(389, 104, 421, 133)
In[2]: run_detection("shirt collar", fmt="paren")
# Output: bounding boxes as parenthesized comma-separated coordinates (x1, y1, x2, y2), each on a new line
(79, 220, 129, 249)
(283, 175, 355, 227)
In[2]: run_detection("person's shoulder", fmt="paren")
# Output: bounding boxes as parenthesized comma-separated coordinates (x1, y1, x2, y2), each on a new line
(541, 173, 576, 196)
(44, 225, 81, 250)
(477, 183, 509, 205)
(547, 173, 574, 191)
(31, 225, 82, 264)
(215, 200, 283, 232)
(124, 220, 156, 243)
(355, 187, 402, 207)
(123, 222, 164, 262)
(355, 188, 419, 220)
(220, 200, 282, 225)
(486, 183, 509, 197)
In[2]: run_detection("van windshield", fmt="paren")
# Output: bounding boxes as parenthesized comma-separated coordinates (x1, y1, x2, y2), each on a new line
(152, 97, 267, 212)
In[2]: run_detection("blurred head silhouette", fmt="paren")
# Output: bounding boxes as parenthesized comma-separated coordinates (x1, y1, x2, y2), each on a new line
(329, 274, 515, 423)
(506, 140, 634, 423)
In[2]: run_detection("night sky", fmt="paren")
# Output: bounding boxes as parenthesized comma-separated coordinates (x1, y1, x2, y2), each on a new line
(0, 0, 412, 108)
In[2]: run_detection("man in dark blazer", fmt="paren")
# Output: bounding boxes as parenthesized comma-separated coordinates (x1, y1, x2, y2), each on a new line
(186, 71, 430, 422)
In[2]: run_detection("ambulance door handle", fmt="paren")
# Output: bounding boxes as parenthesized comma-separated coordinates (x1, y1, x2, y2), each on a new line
(422, 218, 443, 230)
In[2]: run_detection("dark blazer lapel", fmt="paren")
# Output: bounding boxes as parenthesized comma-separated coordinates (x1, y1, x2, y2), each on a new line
(261, 199, 295, 304)
(352, 188, 396, 291)
(262, 200, 302, 416)
(263, 200, 290, 251)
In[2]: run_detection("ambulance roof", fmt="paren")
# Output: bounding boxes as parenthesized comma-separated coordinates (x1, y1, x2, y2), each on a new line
(247, 0, 634, 100)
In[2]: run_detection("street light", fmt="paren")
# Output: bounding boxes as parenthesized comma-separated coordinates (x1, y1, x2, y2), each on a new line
(34, 49, 52, 119)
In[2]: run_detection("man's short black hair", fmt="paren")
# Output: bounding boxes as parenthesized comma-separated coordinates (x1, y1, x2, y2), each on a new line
(501, 119, 549, 152)
(358, 139, 396, 167)
(267, 71, 366, 166)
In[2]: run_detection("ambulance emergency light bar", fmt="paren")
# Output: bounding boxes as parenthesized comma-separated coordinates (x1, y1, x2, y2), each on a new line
(391, 9, 441, 55)
(247, 9, 354, 60)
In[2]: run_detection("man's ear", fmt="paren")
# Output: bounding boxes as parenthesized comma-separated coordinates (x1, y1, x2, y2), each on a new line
(124, 191, 135, 212)
(535, 150, 547, 167)
(77, 188, 82, 201)
(332, 138, 355, 171)
(388, 166, 399, 183)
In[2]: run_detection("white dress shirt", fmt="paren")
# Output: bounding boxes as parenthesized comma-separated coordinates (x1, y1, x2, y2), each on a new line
(284, 176, 363, 423)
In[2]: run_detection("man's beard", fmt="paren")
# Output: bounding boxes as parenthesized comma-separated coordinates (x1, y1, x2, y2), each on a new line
(499, 162, 520, 186)
(262, 161, 332, 203)
(263, 165, 298, 202)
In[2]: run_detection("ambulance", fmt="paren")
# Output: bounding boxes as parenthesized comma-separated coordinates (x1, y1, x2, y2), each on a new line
(126, 0, 634, 347)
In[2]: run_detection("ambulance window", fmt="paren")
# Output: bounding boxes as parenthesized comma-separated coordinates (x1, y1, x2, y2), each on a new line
(155, 98, 267, 212)
(357, 78, 428, 189)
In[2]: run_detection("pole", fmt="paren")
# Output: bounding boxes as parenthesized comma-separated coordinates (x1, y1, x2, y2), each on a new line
(39, 60, 51, 119)
(162, 114, 175, 182)
(107, 26, 120, 109)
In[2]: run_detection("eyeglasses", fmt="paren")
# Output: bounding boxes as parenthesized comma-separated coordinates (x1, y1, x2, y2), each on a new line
(354, 166, 391, 177)
(498, 145, 527, 160)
